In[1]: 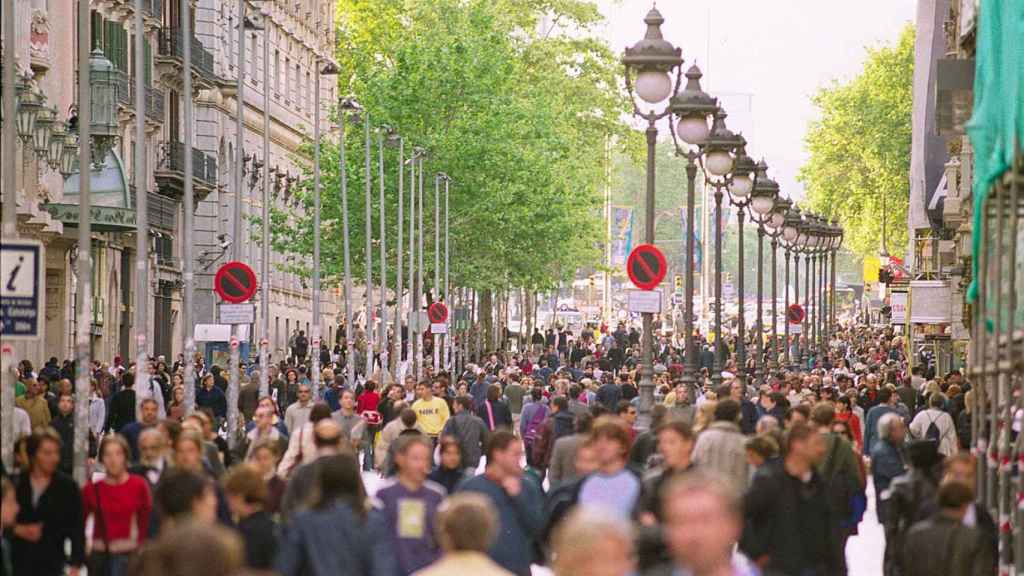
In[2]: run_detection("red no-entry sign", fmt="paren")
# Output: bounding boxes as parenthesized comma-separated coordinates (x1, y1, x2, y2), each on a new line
(627, 244, 667, 291)
(214, 261, 258, 304)
(787, 304, 805, 324)
(428, 301, 449, 324)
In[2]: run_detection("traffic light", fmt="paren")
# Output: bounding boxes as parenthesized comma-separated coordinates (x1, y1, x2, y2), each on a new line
(674, 274, 683, 291)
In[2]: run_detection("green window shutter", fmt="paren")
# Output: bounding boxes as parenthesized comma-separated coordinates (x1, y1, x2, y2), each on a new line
(144, 37, 152, 85)
(91, 12, 103, 51)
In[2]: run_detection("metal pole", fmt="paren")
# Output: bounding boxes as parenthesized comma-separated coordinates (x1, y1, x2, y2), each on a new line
(1, 0, 19, 470)
(444, 177, 450, 370)
(182, 0, 197, 414)
(770, 236, 778, 371)
(132, 0, 151, 419)
(364, 113, 373, 380)
(393, 137, 403, 376)
(416, 156, 425, 380)
(377, 130, 387, 379)
(638, 120, 656, 430)
(711, 184, 724, 389)
(72, 0, 94, 484)
(735, 207, 746, 390)
(407, 151, 416, 376)
(755, 225, 764, 386)
(258, 13, 270, 399)
(228, 0, 246, 449)
(787, 248, 794, 368)
(798, 249, 806, 364)
(682, 154, 699, 389)
(432, 174, 440, 373)
(310, 70, 322, 398)
(339, 106, 355, 388)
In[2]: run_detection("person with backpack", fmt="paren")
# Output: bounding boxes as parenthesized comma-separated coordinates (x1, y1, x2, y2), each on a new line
(531, 396, 575, 476)
(909, 393, 958, 457)
(519, 388, 548, 468)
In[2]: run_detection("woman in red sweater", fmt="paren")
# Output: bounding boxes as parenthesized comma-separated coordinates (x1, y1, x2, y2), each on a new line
(82, 435, 153, 574)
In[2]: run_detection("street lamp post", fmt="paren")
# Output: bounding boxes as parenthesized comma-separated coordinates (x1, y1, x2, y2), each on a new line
(702, 111, 743, 390)
(311, 60, 339, 399)
(764, 197, 791, 372)
(781, 207, 802, 368)
(387, 129, 404, 377)
(338, 97, 362, 388)
(621, 6, 683, 430)
(724, 142, 758, 390)
(667, 64, 719, 391)
(746, 161, 779, 387)
(377, 126, 392, 381)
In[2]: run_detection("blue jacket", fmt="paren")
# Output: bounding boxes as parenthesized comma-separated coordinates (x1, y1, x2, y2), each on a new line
(869, 439, 905, 524)
(276, 501, 393, 576)
(196, 385, 228, 419)
(864, 404, 896, 455)
(459, 474, 544, 576)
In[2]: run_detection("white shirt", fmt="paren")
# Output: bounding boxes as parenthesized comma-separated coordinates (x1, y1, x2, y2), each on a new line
(13, 407, 31, 440)
(135, 376, 167, 419)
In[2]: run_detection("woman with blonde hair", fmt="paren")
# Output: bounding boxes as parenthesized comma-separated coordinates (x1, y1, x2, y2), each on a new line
(693, 400, 718, 434)
(551, 508, 635, 576)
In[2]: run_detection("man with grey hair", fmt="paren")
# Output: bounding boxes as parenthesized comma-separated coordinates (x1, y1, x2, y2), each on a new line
(870, 412, 907, 524)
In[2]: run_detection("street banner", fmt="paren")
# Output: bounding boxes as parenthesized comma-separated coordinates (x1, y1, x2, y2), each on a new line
(611, 206, 633, 268)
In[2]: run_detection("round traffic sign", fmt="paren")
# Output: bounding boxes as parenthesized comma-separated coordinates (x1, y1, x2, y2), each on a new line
(230, 336, 239, 349)
(428, 301, 449, 324)
(627, 244, 667, 291)
(214, 261, 258, 304)
(787, 304, 805, 324)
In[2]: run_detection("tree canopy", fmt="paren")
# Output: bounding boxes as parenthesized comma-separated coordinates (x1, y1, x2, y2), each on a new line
(266, 0, 633, 295)
(798, 25, 914, 259)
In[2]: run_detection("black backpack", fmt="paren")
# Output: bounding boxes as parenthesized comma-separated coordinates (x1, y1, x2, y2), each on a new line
(924, 411, 942, 443)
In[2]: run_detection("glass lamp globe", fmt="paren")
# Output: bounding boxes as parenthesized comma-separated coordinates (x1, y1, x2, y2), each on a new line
(770, 211, 785, 229)
(635, 70, 673, 104)
(676, 114, 710, 145)
(729, 173, 753, 198)
(752, 194, 775, 215)
(705, 150, 733, 176)
(783, 225, 799, 242)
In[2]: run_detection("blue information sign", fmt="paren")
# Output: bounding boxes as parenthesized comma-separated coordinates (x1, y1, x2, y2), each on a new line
(1, 239, 44, 339)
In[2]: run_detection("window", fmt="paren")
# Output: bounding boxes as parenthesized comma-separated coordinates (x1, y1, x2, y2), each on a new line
(294, 62, 301, 109)
(273, 49, 280, 94)
(284, 57, 291, 102)
(250, 33, 257, 81)
(306, 71, 311, 116)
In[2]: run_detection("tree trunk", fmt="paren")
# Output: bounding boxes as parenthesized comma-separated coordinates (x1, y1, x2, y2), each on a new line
(479, 289, 493, 357)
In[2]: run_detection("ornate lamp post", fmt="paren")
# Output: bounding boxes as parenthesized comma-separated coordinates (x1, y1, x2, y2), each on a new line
(88, 49, 120, 162)
(703, 110, 743, 389)
(746, 160, 778, 386)
(764, 196, 791, 371)
(723, 141, 758, 389)
(781, 206, 802, 368)
(622, 5, 684, 429)
(667, 64, 719, 391)
(829, 219, 844, 342)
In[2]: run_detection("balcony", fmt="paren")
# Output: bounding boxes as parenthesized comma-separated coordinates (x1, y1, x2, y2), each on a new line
(154, 141, 218, 201)
(110, 69, 165, 124)
(155, 27, 217, 90)
(141, 0, 163, 21)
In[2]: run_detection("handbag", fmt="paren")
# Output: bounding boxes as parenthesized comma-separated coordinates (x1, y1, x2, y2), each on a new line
(86, 482, 112, 576)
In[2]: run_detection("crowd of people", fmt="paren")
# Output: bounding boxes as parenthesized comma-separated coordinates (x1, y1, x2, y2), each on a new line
(0, 314, 996, 576)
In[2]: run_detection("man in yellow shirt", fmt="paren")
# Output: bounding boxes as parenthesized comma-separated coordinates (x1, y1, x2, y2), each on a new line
(15, 379, 51, 431)
(412, 381, 450, 440)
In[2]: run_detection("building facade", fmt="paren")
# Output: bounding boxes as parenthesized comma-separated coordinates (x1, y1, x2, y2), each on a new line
(4, 0, 341, 367)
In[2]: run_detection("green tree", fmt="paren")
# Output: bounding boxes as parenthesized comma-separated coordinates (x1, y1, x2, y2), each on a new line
(266, 0, 633, 298)
(798, 25, 914, 258)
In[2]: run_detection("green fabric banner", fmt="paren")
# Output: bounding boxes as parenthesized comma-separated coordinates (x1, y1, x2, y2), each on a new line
(965, 0, 1024, 302)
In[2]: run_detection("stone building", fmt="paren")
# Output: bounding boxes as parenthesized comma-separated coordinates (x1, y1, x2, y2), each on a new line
(4, 0, 341, 366)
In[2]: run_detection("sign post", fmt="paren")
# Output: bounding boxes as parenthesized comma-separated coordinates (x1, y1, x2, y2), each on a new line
(427, 302, 448, 372)
(627, 244, 667, 291)
(214, 261, 257, 450)
(1, 239, 43, 469)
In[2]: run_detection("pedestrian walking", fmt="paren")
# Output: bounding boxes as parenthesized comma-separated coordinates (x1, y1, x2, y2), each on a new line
(373, 435, 446, 575)
(459, 430, 545, 576)
(82, 435, 152, 576)
(11, 429, 85, 576)
(411, 493, 513, 576)
(276, 453, 393, 576)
